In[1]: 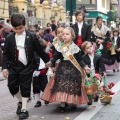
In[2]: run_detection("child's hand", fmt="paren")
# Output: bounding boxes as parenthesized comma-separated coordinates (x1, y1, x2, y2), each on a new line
(3, 69, 8, 78)
(45, 61, 52, 68)
(103, 72, 107, 76)
(84, 66, 91, 74)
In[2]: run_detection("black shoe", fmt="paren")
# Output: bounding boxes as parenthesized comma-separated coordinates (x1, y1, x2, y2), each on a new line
(60, 106, 65, 113)
(113, 69, 115, 72)
(94, 95, 99, 102)
(44, 101, 49, 105)
(87, 99, 92, 105)
(34, 101, 41, 107)
(19, 109, 29, 119)
(117, 69, 119, 72)
(71, 105, 77, 110)
(16, 102, 22, 115)
(65, 103, 68, 107)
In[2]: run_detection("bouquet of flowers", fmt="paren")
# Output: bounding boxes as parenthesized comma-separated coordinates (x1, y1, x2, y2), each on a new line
(84, 72, 101, 96)
(100, 77, 115, 104)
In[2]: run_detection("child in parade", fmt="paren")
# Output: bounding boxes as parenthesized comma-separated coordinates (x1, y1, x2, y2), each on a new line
(33, 39, 49, 108)
(2, 14, 49, 119)
(112, 28, 120, 72)
(42, 27, 90, 112)
(81, 41, 106, 105)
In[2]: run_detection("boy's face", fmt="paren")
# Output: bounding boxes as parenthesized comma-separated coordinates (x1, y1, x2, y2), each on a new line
(13, 25, 25, 35)
(114, 31, 119, 36)
(84, 43, 93, 54)
(76, 13, 84, 22)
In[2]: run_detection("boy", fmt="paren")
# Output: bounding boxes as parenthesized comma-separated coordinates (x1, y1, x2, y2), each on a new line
(2, 14, 49, 119)
(81, 41, 106, 105)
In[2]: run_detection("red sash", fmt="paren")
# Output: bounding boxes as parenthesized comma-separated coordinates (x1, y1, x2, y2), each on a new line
(77, 36, 83, 46)
(40, 68, 47, 75)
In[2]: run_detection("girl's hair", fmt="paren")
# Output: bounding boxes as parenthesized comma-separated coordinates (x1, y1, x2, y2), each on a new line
(81, 41, 92, 51)
(11, 14, 25, 27)
(113, 28, 119, 35)
(43, 28, 51, 36)
(75, 10, 85, 21)
(46, 23, 51, 27)
(55, 25, 65, 35)
(64, 27, 76, 40)
(96, 16, 103, 22)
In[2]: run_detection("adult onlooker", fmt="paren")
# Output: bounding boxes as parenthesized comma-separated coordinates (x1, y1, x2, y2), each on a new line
(51, 20, 57, 32)
(46, 23, 51, 28)
(38, 21, 42, 28)
(0, 25, 4, 66)
(2, 23, 12, 50)
(43, 28, 54, 43)
(6, 18, 11, 24)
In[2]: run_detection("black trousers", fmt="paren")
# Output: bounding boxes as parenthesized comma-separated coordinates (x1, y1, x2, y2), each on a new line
(8, 62, 33, 97)
(33, 74, 48, 94)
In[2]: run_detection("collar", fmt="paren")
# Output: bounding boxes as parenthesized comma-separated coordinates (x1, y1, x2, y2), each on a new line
(78, 21, 83, 26)
(16, 30, 26, 36)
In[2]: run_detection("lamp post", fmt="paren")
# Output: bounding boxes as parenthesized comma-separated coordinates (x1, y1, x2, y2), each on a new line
(69, 0, 73, 23)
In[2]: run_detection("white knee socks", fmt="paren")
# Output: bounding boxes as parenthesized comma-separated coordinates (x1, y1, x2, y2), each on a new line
(35, 93, 40, 102)
(22, 97, 28, 110)
(15, 91, 22, 102)
(60, 102, 65, 107)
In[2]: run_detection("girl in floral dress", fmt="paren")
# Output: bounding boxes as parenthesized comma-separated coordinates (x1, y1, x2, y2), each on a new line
(42, 27, 90, 112)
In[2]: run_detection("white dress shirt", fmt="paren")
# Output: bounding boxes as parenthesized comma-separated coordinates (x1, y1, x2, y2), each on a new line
(15, 31, 28, 65)
(78, 22, 83, 36)
(114, 36, 118, 45)
(88, 54, 95, 76)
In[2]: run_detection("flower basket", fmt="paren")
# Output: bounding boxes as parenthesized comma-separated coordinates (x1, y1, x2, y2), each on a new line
(84, 72, 99, 95)
(100, 77, 115, 104)
(100, 95, 112, 104)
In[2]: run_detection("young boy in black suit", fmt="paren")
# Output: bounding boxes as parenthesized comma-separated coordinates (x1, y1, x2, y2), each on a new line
(2, 14, 49, 119)
(81, 41, 106, 105)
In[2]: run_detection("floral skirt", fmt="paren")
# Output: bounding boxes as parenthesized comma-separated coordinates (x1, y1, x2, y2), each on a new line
(41, 61, 88, 104)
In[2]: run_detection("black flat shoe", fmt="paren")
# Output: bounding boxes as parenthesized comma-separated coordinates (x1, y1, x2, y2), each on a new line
(87, 99, 92, 105)
(71, 105, 77, 110)
(19, 109, 29, 119)
(60, 106, 65, 113)
(34, 101, 41, 107)
(44, 101, 49, 105)
(113, 69, 115, 72)
(117, 69, 119, 72)
(94, 95, 99, 102)
(16, 102, 22, 115)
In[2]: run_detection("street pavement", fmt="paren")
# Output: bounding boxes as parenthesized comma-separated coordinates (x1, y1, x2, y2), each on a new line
(0, 70, 120, 120)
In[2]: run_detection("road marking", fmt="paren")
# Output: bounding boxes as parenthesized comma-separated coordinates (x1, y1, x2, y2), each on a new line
(74, 81, 120, 120)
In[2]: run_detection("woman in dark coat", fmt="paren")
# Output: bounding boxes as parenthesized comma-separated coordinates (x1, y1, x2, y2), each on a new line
(91, 16, 117, 71)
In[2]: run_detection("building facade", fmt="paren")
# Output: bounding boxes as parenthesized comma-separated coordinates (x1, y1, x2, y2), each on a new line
(76, 0, 118, 26)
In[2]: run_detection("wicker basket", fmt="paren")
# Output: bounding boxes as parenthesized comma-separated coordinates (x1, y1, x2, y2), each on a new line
(100, 95, 112, 104)
(84, 83, 97, 95)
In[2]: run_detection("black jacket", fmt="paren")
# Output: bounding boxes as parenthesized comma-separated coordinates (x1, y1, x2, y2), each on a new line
(50, 49, 86, 68)
(2, 30, 49, 70)
(72, 22, 91, 44)
(82, 53, 106, 73)
(112, 36, 120, 48)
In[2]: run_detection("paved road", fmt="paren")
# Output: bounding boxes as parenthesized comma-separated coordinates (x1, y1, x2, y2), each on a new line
(0, 70, 120, 120)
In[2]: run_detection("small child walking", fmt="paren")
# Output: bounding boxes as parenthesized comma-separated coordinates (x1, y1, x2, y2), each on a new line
(42, 27, 90, 112)
(81, 41, 106, 105)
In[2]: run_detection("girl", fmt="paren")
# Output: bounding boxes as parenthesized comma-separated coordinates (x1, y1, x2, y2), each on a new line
(91, 16, 117, 72)
(112, 28, 120, 72)
(81, 41, 106, 104)
(72, 10, 91, 47)
(42, 27, 90, 112)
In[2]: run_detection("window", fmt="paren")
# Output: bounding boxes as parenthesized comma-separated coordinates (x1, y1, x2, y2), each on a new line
(77, 0, 96, 4)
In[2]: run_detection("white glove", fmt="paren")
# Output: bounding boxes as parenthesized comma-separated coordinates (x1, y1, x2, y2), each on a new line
(33, 71, 40, 77)
(46, 67, 54, 77)
(99, 44, 103, 50)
